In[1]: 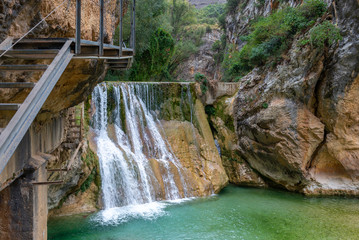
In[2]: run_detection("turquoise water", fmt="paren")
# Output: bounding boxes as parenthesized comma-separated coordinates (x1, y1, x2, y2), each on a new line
(48, 186, 359, 240)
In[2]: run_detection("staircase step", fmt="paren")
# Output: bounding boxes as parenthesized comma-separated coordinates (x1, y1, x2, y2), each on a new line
(108, 63, 128, 67)
(0, 103, 21, 110)
(109, 67, 128, 70)
(0, 64, 48, 71)
(0, 82, 35, 88)
(0, 49, 59, 59)
(63, 143, 77, 148)
(32, 180, 63, 185)
(106, 59, 128, 64)
(68, 130, 81, 134)
(67, 136, 80, 140)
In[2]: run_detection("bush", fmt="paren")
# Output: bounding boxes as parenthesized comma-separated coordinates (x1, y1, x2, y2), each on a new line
(218, 13, 226, 30)
(212, 36, 226, 63)
(197, 3, 226, 25)
(310, 21, 342, 48)
(129, 28, 175, 81)
(222, 0, 328, 81)
(194, 72, 208, 94)
(227, 0, 241, 13)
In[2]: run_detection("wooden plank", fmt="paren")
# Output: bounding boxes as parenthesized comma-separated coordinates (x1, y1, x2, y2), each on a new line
(0, 65, 48, 71)
(67, 141, 83, 170)
(0, 40, 73, 175)
(13, 38, 69, 43)
(73, 56, 133, 60)
(47, 168, 68, 172)
(68, 130, 81, 134)
(0, 49, 59, 54)
(105, 59, 128, 64)
(0, 49, 60, 59)
(0, 82, 35, 88)
(32, 181, 63, 185)
(0, 103, 21, 111)
(108, 63, 128, 67)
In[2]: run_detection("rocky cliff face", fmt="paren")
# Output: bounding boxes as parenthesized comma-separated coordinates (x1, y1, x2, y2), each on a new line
(225, 0, 359, 195)
(175, 29, 222, 82)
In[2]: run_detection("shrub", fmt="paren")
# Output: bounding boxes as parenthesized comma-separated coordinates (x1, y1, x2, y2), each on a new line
(197, 3, 226, 25)
(218, 13, 226, 30)
(194, 72, 208, 94)
(212, 36, 226, 63)
(129, 28, 175, 81)
(222, 0, 328, 81)
(310, 21, 342, 48)
(227, 0, 241, 13)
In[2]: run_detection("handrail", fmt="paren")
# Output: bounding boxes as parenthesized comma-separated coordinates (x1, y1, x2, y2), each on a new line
(0, 40, 74, 175)
(75, 0, 136, 56)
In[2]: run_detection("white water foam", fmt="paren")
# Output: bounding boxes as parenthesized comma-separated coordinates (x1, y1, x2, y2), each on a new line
(91, 82, 194, 224)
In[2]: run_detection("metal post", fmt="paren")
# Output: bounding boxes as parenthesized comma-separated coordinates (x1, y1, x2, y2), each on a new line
(119, 0, 123, 55)
(75, 0, 81, 54)
(132, 0, 136, 54)
(99, 0, 104, 56)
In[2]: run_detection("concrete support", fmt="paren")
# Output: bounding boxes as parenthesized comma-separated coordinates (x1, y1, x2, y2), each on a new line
(0, 115, 65, 239)
(0, 158, 48, 240)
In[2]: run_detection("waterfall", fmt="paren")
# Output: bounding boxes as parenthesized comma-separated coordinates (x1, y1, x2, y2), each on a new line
(91, 82, 191, 217)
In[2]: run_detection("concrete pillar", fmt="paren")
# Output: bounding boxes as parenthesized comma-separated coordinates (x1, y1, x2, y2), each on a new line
(0, 157, 48, 240)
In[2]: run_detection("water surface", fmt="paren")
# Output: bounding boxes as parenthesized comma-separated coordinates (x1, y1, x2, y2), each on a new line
(48, 186, 359, 240)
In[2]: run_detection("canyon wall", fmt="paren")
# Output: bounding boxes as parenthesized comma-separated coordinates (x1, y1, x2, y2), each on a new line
(223, 0, 359, 195)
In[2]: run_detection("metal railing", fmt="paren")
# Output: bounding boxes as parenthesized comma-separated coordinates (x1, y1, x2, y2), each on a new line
(75, 0, 136, 56)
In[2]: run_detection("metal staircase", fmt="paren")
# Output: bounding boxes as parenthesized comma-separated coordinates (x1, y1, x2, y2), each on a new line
(0, 0, 135, 188)
(0, 37, 134, 176)
(0, 39, 74, 174)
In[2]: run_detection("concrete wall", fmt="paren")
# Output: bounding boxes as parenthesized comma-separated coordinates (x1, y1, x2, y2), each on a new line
(0, 116, 65, 191)
(0, 115, 66, 239)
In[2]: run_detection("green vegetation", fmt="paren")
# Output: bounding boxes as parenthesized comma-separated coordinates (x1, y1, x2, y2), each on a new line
(212, 34, 227, 63)
(309, 21, 342, 48)
(80, 148, 101, 193)
(197, 4, 225, 25)
(106, 0, 226, 82)
(226, 0, 241, 13)
(80, 168, 96, 192)
(221, 0, 332, 81)
(130, 28, 175, 81)
(194, 72, 208, 94)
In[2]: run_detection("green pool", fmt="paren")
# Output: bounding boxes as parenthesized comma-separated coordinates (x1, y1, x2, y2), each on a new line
(48, 186, 359, 240)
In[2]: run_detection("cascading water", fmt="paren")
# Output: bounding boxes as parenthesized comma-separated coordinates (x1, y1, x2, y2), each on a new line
(91, 82, 192, 223)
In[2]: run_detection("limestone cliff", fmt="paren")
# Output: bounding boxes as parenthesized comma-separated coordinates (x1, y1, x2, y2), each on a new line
(175, 29, 222, 82)
(224, 0, 359, 195)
